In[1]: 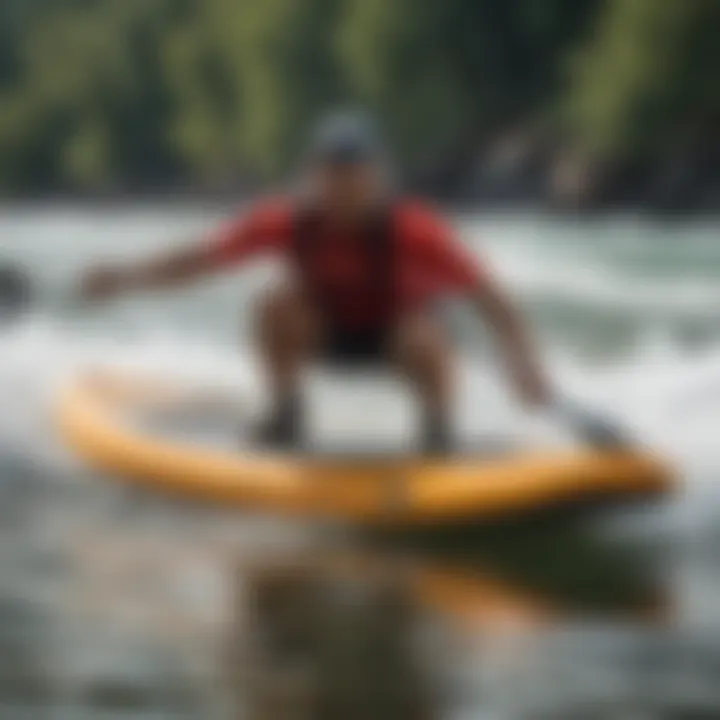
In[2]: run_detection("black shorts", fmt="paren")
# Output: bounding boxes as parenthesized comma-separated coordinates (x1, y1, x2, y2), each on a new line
(322, 326, 390, 367)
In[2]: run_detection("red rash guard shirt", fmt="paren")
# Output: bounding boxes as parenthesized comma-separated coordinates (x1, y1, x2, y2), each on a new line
(205, 198, 485, 329)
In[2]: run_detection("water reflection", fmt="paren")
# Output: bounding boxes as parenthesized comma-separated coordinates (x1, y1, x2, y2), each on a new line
(371, 510, 670, 620)
(4, 430, 719, 720)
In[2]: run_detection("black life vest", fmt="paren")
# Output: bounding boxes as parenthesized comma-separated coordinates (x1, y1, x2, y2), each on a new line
(291, 206, 396, 329)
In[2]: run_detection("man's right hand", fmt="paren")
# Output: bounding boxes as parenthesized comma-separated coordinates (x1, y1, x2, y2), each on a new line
(79, 266, 130, 302)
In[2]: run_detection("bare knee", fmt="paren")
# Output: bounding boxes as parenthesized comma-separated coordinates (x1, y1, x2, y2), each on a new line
(253, 284, 317, 354)
(254, 284, 294, 333)
(392, 314, 450, 381)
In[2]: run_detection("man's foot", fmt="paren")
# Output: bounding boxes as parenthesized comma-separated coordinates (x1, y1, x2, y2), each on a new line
(421, 415, 452, 457)
(253, 394, 303, 450)
(253, 416, 300, 450)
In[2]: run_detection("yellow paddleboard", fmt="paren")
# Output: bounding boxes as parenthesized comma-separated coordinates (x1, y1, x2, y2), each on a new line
(55, 372, 673, 527)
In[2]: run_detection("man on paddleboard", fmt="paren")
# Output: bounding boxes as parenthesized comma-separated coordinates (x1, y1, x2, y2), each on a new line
(81, 110, 550, 454)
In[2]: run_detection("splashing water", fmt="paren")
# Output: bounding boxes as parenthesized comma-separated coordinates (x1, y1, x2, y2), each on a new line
(1, 206, 720, 718)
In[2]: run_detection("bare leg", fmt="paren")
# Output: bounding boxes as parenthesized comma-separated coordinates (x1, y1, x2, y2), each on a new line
(252, 283, 319, 446)
(390, 313, 455, 454)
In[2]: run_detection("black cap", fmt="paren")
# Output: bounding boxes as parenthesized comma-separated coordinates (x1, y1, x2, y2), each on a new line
(309, 110, 383, 165)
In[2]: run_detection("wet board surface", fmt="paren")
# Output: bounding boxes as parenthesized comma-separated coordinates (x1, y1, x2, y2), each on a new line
(127, 399, 521, 461)
(56, 373, 672, 526)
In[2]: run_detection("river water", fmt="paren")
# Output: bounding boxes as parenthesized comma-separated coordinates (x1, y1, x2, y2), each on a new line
(1, 204, 720, 719)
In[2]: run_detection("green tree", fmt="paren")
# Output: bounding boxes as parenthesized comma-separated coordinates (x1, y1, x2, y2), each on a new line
(338, 0, 600, 170)
(1, 0, 712, 195)
(566, 0, 720, 159)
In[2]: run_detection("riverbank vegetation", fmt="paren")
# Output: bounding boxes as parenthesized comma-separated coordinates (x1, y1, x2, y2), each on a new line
(0, 0, 717, 210)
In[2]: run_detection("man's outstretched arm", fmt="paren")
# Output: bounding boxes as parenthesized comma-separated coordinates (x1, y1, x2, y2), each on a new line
(417, 211, 551, 407)
(79, 244, 221, 301)
(470, 278, 550, 407)
(79, 201, 290, 302)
